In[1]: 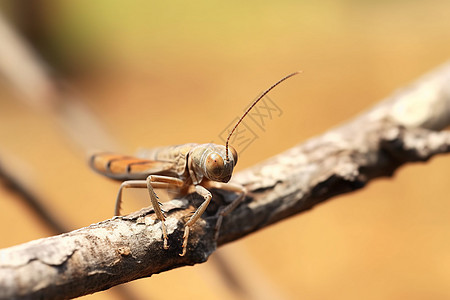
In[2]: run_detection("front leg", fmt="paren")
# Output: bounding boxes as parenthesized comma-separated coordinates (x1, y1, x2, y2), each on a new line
(203, 181, 247, 240)
(180, 185, 212, 257)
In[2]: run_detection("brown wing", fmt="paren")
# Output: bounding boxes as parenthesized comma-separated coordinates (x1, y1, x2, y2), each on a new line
(90, 152, 179, 181)
(136, 143, 198, 175)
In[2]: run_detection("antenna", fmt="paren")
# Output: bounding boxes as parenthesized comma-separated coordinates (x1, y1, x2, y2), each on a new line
(225, 71, 301, 161)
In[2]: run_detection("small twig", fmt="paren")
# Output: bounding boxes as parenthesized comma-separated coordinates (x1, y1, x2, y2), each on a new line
(0, 11, 119, 152)
(1, 61, 450, 300)
(0, 153, 68, 234)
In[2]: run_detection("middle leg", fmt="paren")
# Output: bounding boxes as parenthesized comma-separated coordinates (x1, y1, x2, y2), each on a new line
(145, 175, 185, 249)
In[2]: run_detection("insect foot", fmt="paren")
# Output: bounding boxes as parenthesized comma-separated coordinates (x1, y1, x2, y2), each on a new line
(161, 220, 169, 250)
(180, 225, 190, 256)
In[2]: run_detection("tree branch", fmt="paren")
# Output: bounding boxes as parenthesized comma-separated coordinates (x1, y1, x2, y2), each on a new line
(1, 62, 450, 300)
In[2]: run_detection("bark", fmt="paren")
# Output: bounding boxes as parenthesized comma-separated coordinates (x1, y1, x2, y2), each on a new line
(1, 62, 450, 299)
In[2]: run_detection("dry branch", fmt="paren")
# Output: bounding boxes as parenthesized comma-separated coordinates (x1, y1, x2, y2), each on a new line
(1, 62, 450, 299)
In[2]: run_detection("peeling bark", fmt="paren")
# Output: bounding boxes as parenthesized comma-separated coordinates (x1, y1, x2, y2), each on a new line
(1, 62, 450, 299)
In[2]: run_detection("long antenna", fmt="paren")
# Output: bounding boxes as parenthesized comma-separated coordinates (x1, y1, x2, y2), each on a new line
(225, 71, 301, 161)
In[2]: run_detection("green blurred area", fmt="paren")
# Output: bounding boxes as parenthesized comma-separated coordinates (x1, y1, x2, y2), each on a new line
(2, 0, 448, 75)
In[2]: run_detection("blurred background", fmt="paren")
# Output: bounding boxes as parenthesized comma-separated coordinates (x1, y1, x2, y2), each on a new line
(0, 1, 450, 299)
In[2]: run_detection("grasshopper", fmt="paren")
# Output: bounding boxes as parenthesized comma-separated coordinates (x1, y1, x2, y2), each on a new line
(90, 72, 299, 256)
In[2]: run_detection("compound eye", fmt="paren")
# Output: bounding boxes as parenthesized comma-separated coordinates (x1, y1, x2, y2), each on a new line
(206, 153, 224, 177)
(229, 146, 238, 165)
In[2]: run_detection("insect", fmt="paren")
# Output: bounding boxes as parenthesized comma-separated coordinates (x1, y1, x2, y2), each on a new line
(90, 72, 299, 256)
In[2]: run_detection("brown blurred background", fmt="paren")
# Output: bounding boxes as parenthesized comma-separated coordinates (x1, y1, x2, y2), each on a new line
(1, 1, 450, 299)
